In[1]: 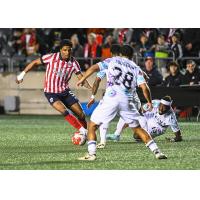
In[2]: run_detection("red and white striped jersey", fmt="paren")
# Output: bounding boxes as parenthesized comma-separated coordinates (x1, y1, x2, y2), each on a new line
(41, 52, 81, 93)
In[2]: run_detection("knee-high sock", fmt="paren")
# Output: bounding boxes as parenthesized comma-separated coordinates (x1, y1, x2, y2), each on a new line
(64, 111, 87, 135)
(146, 140, 159, 153)
(88, 140, 97, 155)
(65, 113, 82, 130)
(114, 117, 126, 136)
(99, 123, 109, 144)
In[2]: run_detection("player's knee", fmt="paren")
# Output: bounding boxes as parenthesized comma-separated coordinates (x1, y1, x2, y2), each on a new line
(88, 121, 98, 130)
(63, 109, 70, 116)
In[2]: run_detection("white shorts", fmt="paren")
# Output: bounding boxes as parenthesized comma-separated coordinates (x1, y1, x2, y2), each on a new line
(90, 91, 140, 128)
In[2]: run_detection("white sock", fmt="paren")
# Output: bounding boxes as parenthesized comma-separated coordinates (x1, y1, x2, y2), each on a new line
(146, 140, 159, 153)
(114, 117, 126, 136)
(88, 140, 97, 155)
(79, 127, 87, 136)
(99, 123, 108, 144)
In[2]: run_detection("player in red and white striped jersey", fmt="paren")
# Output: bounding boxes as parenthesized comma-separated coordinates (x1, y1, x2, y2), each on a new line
(16, 39, 91, 137)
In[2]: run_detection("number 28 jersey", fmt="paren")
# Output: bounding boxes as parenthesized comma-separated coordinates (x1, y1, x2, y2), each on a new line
(97, 56, 146, 96)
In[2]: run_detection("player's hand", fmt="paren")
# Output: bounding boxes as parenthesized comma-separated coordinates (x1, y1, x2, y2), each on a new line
(76, 79, 84, 87)
(87, 98, 95, 108)
(146, 102, 153, 111)
(16, 71, 26, 84)
(16, 78, 23, 84)
(165, 136, 182, 142)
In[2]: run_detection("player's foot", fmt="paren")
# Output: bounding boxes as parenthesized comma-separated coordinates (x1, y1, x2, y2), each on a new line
(79, 129, 88, 137)
(96, 143, 106, 149)
(154, 150, 167, 159)
(106, 134, 120, 141)
(78, 153, 96, 161)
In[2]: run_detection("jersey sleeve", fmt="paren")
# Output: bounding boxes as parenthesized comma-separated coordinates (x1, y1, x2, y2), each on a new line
(97, 58, 111, 71)
(96, 70, 106, 80)
(40, 53, 54, 64)
(136, 69, 146, 86)
(73, 60, 81, 74)
(169, 113, 180, 132)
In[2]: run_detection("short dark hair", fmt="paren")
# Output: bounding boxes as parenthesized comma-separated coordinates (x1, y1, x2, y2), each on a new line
(60, 39, 72, 49)
(168, 61, 179, 68)
(110, 44, 121, 55)
(121, 44, 133, 59)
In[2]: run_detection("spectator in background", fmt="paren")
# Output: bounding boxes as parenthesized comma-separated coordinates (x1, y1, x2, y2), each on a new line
(113, 28, 133, 44)
(10, 29, 23, 55)
(0, 30, 14, 56)
(182, 60, 200, 85)
(83, 33, 102, 70)
(170, 33, 183, 59)
(136, 33, 152, 57)
(71, 34, 84, 58)
(183, 29, 200, 57)
(142, 28, 159, 46)
(18, 28, 39, 56)
(84, 33, 102, 59)
(143, 56, 163, 86)
(159, 28, 183, 44)
(101, 34, 114, 59)
(71, 34, 84, 71)
(151, 34, 169, 77)
(162, 61, 183, 87)
(49, 29, 62, 52)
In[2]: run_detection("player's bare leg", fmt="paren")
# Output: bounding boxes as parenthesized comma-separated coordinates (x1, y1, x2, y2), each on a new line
(132, 126, 167, 159)
(78, 121, 98, 161)
(52, 101, 87, 135)
(69, 102, 87, 128)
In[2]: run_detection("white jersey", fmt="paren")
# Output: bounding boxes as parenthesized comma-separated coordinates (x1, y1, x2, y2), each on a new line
(142, 100, 180, 137)
(97, 56, 144, 108)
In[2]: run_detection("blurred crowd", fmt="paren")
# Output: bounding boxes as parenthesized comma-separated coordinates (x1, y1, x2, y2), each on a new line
(0, 28, 200, 86)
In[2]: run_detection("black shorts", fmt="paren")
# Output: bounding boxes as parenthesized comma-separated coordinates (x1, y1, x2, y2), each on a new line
(44, 89, 79, 108)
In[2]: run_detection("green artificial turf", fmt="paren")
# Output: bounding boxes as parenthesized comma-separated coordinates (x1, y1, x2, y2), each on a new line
(0, 115, 199, 170)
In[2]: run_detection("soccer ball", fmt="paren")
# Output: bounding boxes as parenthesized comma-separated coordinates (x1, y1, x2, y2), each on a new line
(71, 132, 86, 146)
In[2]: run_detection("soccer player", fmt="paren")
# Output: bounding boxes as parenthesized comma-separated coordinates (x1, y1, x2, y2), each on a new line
(107, 96, 183, 142)
(87, 44, 121, 149)
(16, 39, 91, 137)
(77, 44, 167, 160)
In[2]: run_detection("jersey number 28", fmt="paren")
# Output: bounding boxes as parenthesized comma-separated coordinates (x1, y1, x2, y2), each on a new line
(114, 67, 133, 89)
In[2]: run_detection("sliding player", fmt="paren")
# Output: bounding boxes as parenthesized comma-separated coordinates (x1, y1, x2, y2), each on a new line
(107, 96, 183, 142)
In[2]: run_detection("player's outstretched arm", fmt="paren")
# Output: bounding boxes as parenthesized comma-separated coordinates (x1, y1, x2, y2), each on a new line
(76, 73, 92, 90)
(16, 58, 42, 84)
(87, 77, 101, 108)
(139, 83, 152, 110)
(76, 64, 99, 87)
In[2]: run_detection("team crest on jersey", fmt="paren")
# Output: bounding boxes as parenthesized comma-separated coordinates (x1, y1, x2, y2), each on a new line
(50, 97, 54, 103)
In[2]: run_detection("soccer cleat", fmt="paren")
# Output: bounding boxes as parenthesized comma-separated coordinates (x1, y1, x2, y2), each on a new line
(78, 153, 96, 161)
(106, 134, 121, 141)
(96, 143, 106, 149)
(155, 152, 168, 159)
